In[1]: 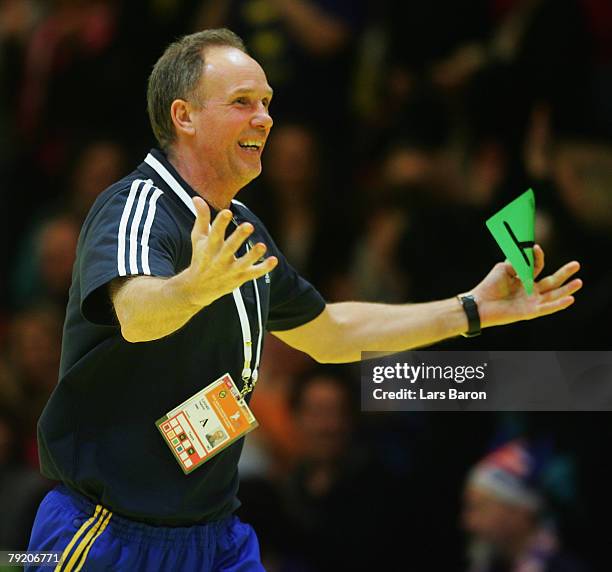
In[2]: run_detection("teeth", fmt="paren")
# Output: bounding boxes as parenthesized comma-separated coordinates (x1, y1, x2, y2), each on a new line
(239, 141, 262, 148)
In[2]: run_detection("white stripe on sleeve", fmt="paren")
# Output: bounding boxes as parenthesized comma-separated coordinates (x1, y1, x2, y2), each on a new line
(141, 188, 164, 275)
(128, 180, 153, 274)
(117, 180, 144, 276)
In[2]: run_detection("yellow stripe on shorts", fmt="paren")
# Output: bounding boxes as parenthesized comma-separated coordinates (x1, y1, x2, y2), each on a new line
(63, 506, 111, 572)
(55, 505, 103, 572)
(73, 510, 113, 572)
(56, 504, 110, 572)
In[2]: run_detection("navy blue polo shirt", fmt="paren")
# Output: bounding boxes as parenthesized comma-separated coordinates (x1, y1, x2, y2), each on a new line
(37, 148, 326, 526)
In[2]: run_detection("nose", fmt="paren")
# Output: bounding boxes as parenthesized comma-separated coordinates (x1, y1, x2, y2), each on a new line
(251, 106, 273, 131)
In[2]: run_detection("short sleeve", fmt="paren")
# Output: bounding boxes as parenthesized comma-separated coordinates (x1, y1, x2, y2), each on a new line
(79, 180, 178, 325)
(265, 240, 326, 332)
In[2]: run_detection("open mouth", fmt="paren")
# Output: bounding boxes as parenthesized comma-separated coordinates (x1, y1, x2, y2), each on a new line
(238, 140, 263, 152)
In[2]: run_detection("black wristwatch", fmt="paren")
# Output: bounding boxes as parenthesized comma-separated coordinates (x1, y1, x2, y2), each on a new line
(457, 294, 481, 338)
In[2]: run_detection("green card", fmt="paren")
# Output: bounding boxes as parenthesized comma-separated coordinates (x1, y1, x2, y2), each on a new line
(486, 189, 536, 295)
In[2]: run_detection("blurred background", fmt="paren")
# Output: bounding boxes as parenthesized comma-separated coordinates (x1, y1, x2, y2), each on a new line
(0, 0, 611, 570)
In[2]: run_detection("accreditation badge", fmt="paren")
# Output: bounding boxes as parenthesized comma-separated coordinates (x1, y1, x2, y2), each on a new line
(155, 373, 258, 474)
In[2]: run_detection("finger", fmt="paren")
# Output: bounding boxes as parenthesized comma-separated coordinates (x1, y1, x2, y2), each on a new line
(244, 256, 278, 280)
(536, 261, 581, 293)
(191, 197, 210, 238)
(208, 209, 233, 250)
(534, 296, 575, 318)
(538, 278, 583, 303)
(236, 242, 267, 266)
(533, 244, 545, 279)
(221, 223, 255, 259)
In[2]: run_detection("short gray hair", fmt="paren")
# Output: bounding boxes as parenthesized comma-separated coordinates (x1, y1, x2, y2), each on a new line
(147, 29, 248, 150)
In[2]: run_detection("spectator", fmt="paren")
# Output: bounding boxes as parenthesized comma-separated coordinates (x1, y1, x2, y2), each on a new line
(8, 139, 124, 313)
(17, 0, 121, 145)
(0, 0, 42, 160)
(66, 139, 127, 222)
(196, 0, 364, 129)
(462, 439, 587, 572)
(4, 306, 62, 469)
(11, 215, 79, 311)
(240, 122, 351, 294)
(520, 135, 612, 350)
(277, 367, 399, 571)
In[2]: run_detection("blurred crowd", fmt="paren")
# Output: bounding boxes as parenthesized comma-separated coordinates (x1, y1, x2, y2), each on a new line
(1, 0, 611, 570)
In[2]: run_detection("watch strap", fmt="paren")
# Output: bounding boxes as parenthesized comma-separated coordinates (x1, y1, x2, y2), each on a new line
(458, 294, 481, 338)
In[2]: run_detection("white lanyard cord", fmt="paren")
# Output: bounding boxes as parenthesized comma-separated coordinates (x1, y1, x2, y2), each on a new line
(232, 262, 263, 393)
(231, 240, 263, 397)
(142, 153, 262, 395)
(251, 267, 264, 382)
(232, 288, 252, 380)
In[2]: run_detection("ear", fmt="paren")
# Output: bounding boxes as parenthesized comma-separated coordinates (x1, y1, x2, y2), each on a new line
(170, 99, 196, 139)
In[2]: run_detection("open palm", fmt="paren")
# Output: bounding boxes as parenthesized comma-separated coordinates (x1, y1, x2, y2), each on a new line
(471, 245, 582, 328)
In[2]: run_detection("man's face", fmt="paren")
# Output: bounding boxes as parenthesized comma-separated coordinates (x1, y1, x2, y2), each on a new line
(188, 46, 273, 188)
(295, 377, 352, 463)
(462, 485, 534, 548)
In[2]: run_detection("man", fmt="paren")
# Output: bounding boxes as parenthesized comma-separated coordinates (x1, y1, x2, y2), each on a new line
(281, 368, 390, 570)
(28, 29, 582, 571)
(462, 440, 587, 572)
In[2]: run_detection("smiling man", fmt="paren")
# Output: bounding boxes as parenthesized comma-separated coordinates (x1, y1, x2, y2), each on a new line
(28, 29, 582, 571)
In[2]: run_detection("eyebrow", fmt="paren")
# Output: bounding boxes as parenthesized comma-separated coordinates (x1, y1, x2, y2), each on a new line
(230, 87, 274, 98)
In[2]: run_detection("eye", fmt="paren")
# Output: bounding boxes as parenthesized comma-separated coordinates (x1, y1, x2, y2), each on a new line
(262, 98, 271, 109)
(233, 97, 249, 105)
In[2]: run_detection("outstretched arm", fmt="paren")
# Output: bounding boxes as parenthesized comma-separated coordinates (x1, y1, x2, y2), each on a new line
(272, 245, 582, 363)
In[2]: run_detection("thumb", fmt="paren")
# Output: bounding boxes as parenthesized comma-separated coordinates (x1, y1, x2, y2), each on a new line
(192, 197, 210, 238)
(503, 259, 518, 279)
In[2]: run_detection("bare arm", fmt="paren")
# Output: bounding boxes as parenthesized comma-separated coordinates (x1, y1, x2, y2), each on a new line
(273, 297, 468, 363)
(273, 245, 582, 363)
(110, 274, 200, 342)
(111, 197, 278, 343)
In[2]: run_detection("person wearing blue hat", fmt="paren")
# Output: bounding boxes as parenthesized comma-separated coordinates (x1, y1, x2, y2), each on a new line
(462, 440, 587, 572)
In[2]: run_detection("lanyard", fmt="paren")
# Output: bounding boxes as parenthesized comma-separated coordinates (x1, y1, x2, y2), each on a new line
(143, 153, 263, 397)
(230, 218, 264, 397)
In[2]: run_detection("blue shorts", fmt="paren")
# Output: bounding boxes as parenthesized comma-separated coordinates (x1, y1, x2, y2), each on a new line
(26, 485, 264, 571)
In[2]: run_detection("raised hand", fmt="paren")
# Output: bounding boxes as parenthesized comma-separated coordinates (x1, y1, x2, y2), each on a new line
(183, 197, 278, 307)
(470, 244, 583, 328)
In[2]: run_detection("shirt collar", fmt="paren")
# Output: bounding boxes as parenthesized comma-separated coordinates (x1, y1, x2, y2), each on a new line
(138, 148, 200, 216)
(139, 148, 249, 221)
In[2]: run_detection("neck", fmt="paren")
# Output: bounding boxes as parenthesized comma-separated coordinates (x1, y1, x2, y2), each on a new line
(167, 145, 240, 210)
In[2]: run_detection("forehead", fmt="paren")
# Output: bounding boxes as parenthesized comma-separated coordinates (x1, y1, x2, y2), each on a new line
(465, 485, 487, 501)
(200, 46, 272, 97)
(464, 485, 517, 513)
